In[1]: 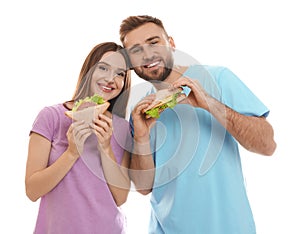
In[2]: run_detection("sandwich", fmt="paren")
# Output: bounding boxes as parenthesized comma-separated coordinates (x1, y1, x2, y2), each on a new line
(65, 94, 110, 123)
(143, 87, 186, 119)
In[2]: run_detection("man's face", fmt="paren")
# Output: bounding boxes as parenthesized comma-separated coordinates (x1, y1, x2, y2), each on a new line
(123, 23, 175, 82)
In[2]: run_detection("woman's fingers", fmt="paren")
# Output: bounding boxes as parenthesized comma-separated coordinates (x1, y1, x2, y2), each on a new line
(67, 120, 92, 156)
(90, 114, 113, 146)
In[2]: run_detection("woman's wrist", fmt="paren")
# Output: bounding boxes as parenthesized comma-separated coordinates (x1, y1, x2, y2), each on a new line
(65, 148, 80, 161)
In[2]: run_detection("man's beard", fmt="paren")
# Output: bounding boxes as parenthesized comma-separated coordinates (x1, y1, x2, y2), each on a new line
(134, 66, 171, 82)
(133, 56, 174, 82)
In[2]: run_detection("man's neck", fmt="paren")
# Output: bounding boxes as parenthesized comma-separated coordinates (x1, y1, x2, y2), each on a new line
(164, 65, 188, 84)
(150, 65, 189, 90)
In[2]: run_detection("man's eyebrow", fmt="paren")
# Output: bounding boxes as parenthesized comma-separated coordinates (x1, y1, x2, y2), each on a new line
(128, 36, 160, 51)
(145, 36, 160, 43)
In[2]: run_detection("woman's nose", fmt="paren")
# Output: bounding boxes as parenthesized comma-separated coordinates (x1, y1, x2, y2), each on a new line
(104, 70, 117, 82)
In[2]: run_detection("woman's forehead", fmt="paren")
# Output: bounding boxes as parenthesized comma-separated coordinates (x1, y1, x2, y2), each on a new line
(100, 51, 126, 68)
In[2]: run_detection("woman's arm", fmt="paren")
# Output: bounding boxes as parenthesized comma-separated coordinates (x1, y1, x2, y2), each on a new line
(92, 114, 131, 206)
(25, 133, 78, 201)
(25, 121, 91, 201)
(98, 147, 131, 206)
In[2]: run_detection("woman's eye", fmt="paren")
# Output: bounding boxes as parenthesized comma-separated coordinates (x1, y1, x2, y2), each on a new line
(117, 71, 126, 77)
(98, 65, 108, 71)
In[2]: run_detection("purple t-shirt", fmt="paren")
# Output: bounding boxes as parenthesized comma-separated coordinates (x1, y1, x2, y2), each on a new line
(30, 104, 131, 234)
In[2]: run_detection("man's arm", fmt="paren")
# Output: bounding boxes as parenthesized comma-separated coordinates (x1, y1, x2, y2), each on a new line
(206, 96, 276, 155)
(173, 77, 276, 156)
(129, 95, 157, 195)
(130, 138, 155, 195)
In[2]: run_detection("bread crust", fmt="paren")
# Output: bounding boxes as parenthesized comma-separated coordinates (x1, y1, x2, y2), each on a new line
(65, 102, 110, 123)
(143, 88, 186, 118)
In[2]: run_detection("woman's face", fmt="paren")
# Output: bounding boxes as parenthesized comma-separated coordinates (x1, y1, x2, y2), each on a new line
(90, 51, 126, 101)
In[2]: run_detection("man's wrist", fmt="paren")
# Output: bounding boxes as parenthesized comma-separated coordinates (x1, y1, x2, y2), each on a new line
(133, 138, 152, 155)
(134, 134, 150, 143)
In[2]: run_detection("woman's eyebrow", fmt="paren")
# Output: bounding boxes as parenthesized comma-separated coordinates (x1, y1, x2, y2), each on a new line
(97, 61, 110, 66)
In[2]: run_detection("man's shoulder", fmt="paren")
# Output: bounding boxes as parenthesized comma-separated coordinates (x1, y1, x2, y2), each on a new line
(184, 65, 229, 83)
(188, 64, 228, 74)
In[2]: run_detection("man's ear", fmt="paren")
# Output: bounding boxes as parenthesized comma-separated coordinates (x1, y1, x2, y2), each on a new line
(169, 36, 176, 50)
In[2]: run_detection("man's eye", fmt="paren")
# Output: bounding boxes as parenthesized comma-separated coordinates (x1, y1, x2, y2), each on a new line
(130, 47, 142, 54)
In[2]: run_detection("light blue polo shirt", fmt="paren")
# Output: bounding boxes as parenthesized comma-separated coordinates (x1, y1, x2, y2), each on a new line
(148, 65, 268, 234)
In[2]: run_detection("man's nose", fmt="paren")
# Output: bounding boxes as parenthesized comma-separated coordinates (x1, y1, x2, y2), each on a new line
(142, 45, 154, 60)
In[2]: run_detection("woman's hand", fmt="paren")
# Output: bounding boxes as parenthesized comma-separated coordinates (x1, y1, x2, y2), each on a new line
(91, 114, 113, 150)
(66, 120, 92, 157)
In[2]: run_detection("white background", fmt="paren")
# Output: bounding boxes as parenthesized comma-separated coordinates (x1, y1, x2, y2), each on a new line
(1, 0, 299, 233)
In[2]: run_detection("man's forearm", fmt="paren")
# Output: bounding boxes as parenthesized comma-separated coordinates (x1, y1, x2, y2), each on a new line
(206, 96, 276, 156)
(130, 139, 155, 194)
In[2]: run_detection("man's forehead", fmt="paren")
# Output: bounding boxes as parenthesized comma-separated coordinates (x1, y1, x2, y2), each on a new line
(124, 23, 165, 47)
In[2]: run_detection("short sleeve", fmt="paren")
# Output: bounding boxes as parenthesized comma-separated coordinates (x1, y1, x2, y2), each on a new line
(217, 67, 269, 117)
(30, 106, 56, 141)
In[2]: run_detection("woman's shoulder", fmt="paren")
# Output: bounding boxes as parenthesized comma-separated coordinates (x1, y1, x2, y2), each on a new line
(41, 103, 67, 115)
(35, 103, 68, 125)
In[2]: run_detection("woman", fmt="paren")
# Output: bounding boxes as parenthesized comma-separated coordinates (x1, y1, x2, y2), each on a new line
(25, 42, 132, 234)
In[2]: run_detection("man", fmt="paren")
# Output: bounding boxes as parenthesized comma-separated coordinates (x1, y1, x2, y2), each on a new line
(120, 15, 276, 234)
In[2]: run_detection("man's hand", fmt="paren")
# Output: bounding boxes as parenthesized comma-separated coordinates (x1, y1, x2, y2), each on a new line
(132, 94, 157, 143)
(172, 77, 210, 110)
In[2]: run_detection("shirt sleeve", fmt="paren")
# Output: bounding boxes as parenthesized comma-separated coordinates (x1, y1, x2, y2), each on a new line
(30, 106, 55, 141)
(217, 67, 269, 117)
